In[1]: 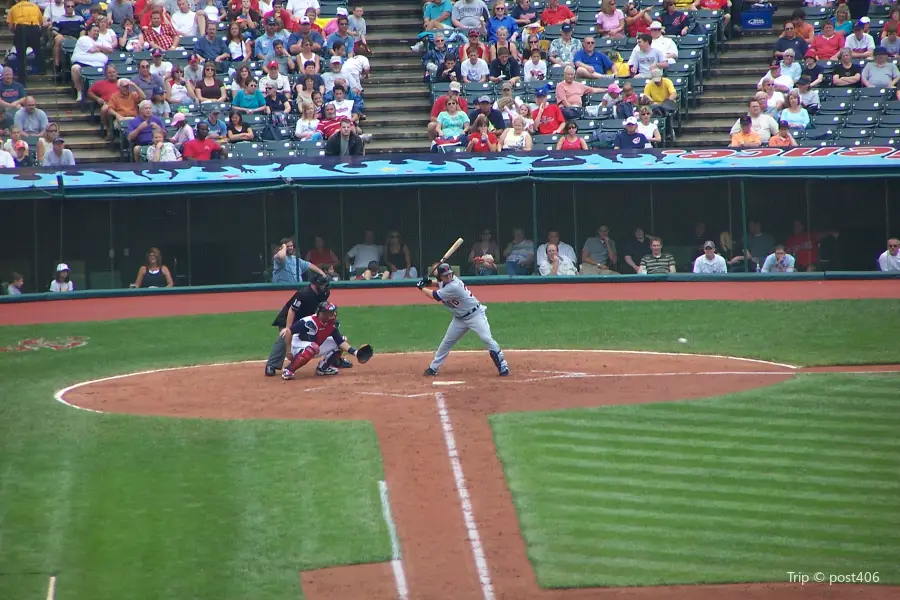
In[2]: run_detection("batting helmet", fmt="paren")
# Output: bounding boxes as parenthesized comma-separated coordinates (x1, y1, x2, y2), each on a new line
(436, 263, 453, 278)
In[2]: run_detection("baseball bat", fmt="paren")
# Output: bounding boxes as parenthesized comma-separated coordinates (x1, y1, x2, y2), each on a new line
(427, 237, 465, 277)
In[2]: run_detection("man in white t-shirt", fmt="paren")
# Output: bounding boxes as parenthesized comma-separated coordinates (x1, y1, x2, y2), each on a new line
(692, 240, 728, 274)
(71, 23, 111, 102)
(342, 53, 369, 93)
(260, 61, 292, 97)
(0, 146, 15, 167)
(171, 0, 199, 37)
(878, 237, 900, 271)
(287, 0, 319, 18)
(331, 84, 357, 121)
(729, 98, 778, 143)
(461, 46, 490, 83)
(845, 21, 875, 59)
(346, 229, 383, 273)
(649, 21, 677, 64)
(536, 229, 577, 271)
(758, 59, 795, 93)
(149, 48, 174, 79)
(523, 47, 547, 82)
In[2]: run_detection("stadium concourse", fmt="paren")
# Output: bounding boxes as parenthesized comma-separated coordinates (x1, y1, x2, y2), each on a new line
(3, 0, 900, 163)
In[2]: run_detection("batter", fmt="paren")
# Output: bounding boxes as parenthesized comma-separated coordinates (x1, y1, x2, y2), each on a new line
(417, 263, 510, 376)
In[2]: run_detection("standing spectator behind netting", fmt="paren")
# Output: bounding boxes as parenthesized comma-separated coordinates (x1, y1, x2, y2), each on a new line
(49, 263, 74, 292)
(132, 247, 175, 287)
(878, 237, 900, 271)
(305, 236, 339, 269)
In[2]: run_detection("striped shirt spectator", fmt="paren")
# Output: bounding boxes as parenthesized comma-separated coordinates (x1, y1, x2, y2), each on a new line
(639, 239, 676, 274)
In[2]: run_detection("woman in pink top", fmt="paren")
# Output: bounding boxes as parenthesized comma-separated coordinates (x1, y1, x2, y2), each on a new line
(596, 0, 625, 39)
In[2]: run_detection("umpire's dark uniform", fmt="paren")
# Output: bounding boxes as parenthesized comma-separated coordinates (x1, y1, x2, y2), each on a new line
(265, 276, 330, 375)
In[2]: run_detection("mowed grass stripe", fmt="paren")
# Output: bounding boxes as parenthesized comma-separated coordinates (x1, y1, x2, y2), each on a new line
(492, 375, 900, 588)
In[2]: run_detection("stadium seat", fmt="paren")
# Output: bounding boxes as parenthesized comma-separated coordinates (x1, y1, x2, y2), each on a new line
(884, 101, 900, 114)
(817, 99, 851, 115)
(857, 87, 890, 98)
(575, 119, 601, 130)
(853, 99, 885, 112)
(845, 113, 879, 127)
(870, 135, 900, 146)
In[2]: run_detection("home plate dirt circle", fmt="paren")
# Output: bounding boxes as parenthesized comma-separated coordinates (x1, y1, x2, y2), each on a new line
(57, 351, 900, 600)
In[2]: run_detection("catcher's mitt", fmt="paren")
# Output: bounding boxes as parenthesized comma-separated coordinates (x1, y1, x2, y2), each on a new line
(355, 344, 374, 363)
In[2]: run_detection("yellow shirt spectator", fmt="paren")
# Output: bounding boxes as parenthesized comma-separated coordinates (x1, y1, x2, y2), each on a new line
(643, 77, 676, 103)
(7, 0, 43, 27)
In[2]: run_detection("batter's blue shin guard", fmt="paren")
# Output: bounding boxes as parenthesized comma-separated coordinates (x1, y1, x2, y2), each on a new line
(489, 350, 507, 373)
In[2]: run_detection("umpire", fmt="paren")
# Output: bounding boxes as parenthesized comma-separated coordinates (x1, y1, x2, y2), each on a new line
(265, 273, 343, 376)
(7, 0, 43, 86)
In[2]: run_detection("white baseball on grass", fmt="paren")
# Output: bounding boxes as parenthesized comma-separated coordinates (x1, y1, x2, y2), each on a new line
(677, 338, 688, 344)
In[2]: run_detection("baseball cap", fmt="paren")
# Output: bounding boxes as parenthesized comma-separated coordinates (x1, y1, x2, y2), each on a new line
(769, 57, 780, 67)
(739, 115, 752, 125)
(804, 48, 816, 59)
(875, 46, 889, 56)
(649, 21, 663, 30)
(860, 16, 871, 24)
(607, 82, 622, 94)
(778, 120, 790, 129)
(623, 116, 638, 126)
(266, 16, 277, 25)
(189, 53, 200, 63)
(117, 77, 130, 87)
(171, 112, 186, 125)
(477, 95, 492, 103)
(501, 81, 512, 90)
(650, 68, 663, 82)
(561, 23, 573, 32)
(14, 140, 27, 150)
(300, 16, 310, 23)
(853, 20, 864, 29)
(56, 263, 70, 272)
(703, 240, 716, 250)
(152, 86, 164, 96)
(53, 137, 65, 144)
(267, 60, 279, 69)
(330, 55, 342, 64)
(449, 81, 462, 92)
(796, 76, 811, 86)
(535, 87, 548, 96)
(151, 48, 162, 57)
(468, 28, 480, 37)
(336, 7, 348, 15)
(210, 107, 221, 114)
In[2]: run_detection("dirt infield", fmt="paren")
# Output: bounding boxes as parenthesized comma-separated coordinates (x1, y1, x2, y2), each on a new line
(57, 351, 900, 600)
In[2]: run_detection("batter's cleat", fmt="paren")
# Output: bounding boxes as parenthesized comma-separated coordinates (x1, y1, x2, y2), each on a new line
(423, 367, 438, 376)
(336, 357, 353, 369)
(499, 367, 510, 377)
(281, 369, 295, 380)
(316, 365, 339, 376)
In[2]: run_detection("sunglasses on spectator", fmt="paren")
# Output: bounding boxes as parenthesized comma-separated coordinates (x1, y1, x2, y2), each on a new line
(785, 26, 794, 30)
(890, 243, 900, 248)
(584, 41, 595, 45)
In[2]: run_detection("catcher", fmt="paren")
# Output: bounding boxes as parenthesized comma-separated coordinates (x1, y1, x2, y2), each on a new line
(281, 302, 374, 380)
(417, 263, 509, 377)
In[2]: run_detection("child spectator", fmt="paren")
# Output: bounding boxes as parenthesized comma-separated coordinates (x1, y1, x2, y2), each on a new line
(348, 5, 367, 47)
(13, 140, 33, 166)
(356, 260, 389, 280)
(602, 82, 622, 107)
(523, 47, 547, 82)
(50, 263, 75, 292)
(150, 87, 171, 118)
(7, 272, 24, 295)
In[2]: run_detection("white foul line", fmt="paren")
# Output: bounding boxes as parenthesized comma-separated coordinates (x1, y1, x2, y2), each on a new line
(46, 575, 56, 600)
(435, 392, 495, 600)
(378, 480, 409, 600)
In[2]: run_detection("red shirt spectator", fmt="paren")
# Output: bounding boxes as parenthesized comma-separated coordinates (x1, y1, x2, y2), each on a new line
(809, 28, 844, 59)
(532, 100, 565, 134)
(88, 75, 119, 103)
(696, 0, 727, 8)
(183, 126, 222, 160)
(230, 0, 260, 13)
(458, 42, 487, 61)
(469, 132, 498, 152)
(266, 8, 296, 32)
(431, 94, 469, 118)
(540, 0, 575, 26)
(317, 117, 341, 138)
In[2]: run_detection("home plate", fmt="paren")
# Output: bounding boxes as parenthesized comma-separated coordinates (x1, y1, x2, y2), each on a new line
(433, 380, 465, 386)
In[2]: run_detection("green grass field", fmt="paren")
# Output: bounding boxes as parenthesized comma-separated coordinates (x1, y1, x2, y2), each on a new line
(1, 299, 899, 599)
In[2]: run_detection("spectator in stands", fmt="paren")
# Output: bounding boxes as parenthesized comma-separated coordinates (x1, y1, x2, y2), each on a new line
(862, 47, 900, 89)
(511, 0, 538, 27)
(305, 236, 339, 268)
(760, 245, 795, 273)
(784, 219, 836, 270)
(13, 139, 34, 166)
(267, 39, 294, 74)
(758, 58, 793, 95)
(532, 87, 564, 134)
(779, 90, 808, 128)
(877, 237, 900, 271)
(289, 16, 324, 54)
(3, 125, 27, 154)
(423, 0, 453, 30)
(553, 119, 586, 149)
(537, 229, 577, 271)
(345, 230, 382, 274)
(326, 15, 355, 56)
(639, 238, 676, 274)
(539, 243, 577, 275)
(800, 50, 823, 87)
(43, 0, 66, 31)
(660, 0, 691, 37)
(735, 219, 775, 271)
(498, 115, 532, 149)
(523, 47, 547, 82)
(433, 96, 470, 147)
(356, 260, 389, 280)
(768, 120, 798, 147)
(428, 81, 468, 140)
(106, 78, 142, 139)
(808, 20, 844, 59)
(832, 3, 852, 36)
(87, 65, 121, 128)
(285, 0, 317, 19)
(791, 9, 815, 45)
(167, 65, 193, 107)
(451, 0, 488, 31)
(127, 100, 165, 160)
(607, 85, 628, 109)
(880, 22, 900, 57)
(35, 122, 57, 163)
(761, 79, 785, 110)
(6, 272, 24, 294)
(324, 117, 364, 156)
(265, 82, 291, 120)
(170, 111, 194, 149)
(595, 0, 625, 39)
(540, 0, 574, 26)
(649, 20, 678, 64)
(489, 46, 521, 84)
(223, 22, 252, 61)
(729, 115, 761, 147)
(182, 121, 222, 159)
(42, 136, 75, 166)
(227, 110, 255, 142)
(295, 74, 316, 104)
(330, 83, 360, 123)
(51, 0, 85, 77)
(436, 53, 463, 83)
(299, 60, 324, 93)
(502, 227, 534, 275)
(845, 20, 874, 59)
(182, 54, 204, 85)
(0, 106, 10, 138)
(629, 34, 667, 78)
(556, 66, 604, 119)
(14, 97, 48, 135)
(134, 60, 169, 99)
(462, 46, 490, 82)
(171, 0, 199, 36)
(192, 62, 227, 101)
(316, 102, 341, 138)
(624, 228, 653, 273)
(524, 32, 544, 59)
(636, 107, 661, 146)
(49, 263, 74, 292)
(779, 48, 801, 84)
(624, 2, 652, 38)
(149, 48, 174, 80)
(574, 36, 614, 80)
(516, 102, 533, 131)
(794, 77, 819, 113)
(0, 139, 13, 167)
(70, 28, 113, 105)
(141, 6, 181, 50)
(692, 241, 727, 274)
(614, 117, 648, 149)
(119, 17, 143, 51)
(641, 67, 677, 107)
(149, 86, 170, 117)
(465, 115, 499, 152)
(774, 20, 808, 59)
(145, 126, 181, 161)
(107, 0, 134, 25)
(232, 0, 262, 40)
(195, 20, 230, 63)
(422, 33, 448, 79)
(0, 68, 26, 111)
(321, 56, 345, 92)
(256, 16, 288, 59)
(384, 230, 417, 279)
(469, 228, 500, 273)
(487, 1, 518, 44)
(491, 26, 521, 62)
(549, 23, 580, 68)
(581, 225, 617, 274)
(260, 60, 291, 98)
(832, 48, 861, 87)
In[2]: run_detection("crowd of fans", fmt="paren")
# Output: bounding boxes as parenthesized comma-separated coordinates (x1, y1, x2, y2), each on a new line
(5, 0, 374, 163)
(416, 0, 717, 151)
(730, 5, 900, 148)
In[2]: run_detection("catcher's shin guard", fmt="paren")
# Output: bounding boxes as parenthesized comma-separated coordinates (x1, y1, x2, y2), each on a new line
(286, 343, 319, 373)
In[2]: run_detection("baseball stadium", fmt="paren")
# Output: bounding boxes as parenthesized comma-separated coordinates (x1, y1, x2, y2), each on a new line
(2, 146, 900, 600)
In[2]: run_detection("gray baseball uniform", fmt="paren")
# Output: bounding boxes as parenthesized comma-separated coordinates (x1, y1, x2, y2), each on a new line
(428, 275, 509, 373)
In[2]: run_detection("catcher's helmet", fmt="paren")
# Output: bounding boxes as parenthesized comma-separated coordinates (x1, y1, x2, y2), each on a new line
(436, 263, 453, 278)
(316, 302, 337, 322)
